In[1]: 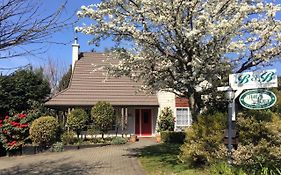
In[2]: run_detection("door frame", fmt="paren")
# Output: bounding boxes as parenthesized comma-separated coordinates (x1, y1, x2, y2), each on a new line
(135, 108, 152, 136)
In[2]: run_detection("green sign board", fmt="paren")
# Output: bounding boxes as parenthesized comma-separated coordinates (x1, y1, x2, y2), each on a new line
(239, 89, 277, 110)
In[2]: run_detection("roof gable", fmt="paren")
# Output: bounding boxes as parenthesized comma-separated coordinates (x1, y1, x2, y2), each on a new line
(45, 52, 158, 107)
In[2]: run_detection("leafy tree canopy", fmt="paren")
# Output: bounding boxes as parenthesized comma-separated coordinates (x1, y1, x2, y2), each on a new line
(0, 67, 50, 115)
(77, 1, 281, 115)
(91, 101, 114, 138)
(157, 107, 174, 132)
(67, 108, 88, 137)
(58, 65, 72, 92)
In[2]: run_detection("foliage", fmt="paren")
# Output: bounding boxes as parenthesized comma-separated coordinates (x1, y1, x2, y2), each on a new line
(58, 65, 72, 92)
(61, 131, 78, 145)
(0, 113, 33, 151)
(111, 137, 127, 145)
(91, 101, 114, 138)
(179, 112, 227, 166)
(0, 68, 50, 115)
(209, 162, 246, 175)
(88, 137, 110, 144)
(270, 89, 281, 114)
(66, 108, 88, 137)
(50, 142, 64, 152)
(232, 111, 281, 175)
(160, 131, 185, 144)
(157, 107, 174, 132)
(76, 1, 281, 115)
(87, 125, 99, 138)
(29, 116, 59, 147)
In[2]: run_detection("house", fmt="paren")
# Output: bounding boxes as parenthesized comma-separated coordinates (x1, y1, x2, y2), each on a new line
(45, 39, 192, 136)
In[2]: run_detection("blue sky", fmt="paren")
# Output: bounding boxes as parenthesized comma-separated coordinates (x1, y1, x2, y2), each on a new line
(0, 0, 281, 76)
(0, 0, 104, 74)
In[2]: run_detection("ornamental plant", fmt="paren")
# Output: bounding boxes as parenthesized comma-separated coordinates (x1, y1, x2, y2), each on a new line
(157, 107, 174, 132)
(232, 111, 281, 174)
(91, 101, 114, 139)
(66, 108, 88, 138)
(29, 116, 59, 147)
(179, 112, 227, 166)
(0, 113, 32, 151)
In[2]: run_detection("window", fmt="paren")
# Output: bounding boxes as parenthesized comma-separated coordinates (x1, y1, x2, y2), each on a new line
(143, 111, 149, 123)
(176, 108, 192, 126)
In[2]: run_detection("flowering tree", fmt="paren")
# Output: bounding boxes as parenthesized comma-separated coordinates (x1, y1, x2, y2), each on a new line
(76, 1, 281, 114)
(0, 113, 31, 151)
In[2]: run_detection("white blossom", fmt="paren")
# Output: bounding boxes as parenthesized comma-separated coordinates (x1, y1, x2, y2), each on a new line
(77, 0, 281, 110)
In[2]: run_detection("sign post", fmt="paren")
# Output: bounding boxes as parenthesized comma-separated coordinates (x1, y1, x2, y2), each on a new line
(218, 69, 278, 165)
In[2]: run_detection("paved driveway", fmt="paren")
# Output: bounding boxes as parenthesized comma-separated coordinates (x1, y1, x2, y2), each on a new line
(0, 138, 157, 175)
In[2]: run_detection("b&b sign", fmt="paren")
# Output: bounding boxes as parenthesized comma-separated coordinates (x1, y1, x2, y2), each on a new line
(229, 69, 278, 90)
(239, 89, 277, 110)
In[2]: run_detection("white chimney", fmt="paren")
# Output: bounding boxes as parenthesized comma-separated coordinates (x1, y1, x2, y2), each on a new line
(72, 37, 80, 71)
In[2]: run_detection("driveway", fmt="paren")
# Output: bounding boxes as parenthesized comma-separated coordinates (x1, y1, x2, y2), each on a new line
(0, 138, 157, 175)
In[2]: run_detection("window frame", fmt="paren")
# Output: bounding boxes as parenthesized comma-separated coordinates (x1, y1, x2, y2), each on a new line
(175, 107, 192, 127)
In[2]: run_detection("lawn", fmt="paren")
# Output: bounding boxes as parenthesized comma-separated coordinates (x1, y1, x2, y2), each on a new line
(138, 143, 208, 175)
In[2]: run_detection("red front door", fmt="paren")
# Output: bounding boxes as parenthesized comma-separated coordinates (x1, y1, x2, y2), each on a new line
(135, 109, 152, 136)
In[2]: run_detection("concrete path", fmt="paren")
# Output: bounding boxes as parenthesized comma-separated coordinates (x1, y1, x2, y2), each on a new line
(0, 138, 157, 175)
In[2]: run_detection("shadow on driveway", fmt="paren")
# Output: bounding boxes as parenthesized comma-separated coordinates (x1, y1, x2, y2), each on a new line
(0, 158, 102, 175)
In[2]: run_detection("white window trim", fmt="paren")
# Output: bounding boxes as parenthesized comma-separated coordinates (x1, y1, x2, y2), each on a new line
(175, 107, 192, 129)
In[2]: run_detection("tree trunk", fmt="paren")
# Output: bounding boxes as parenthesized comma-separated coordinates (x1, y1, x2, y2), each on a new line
(188, 91, 202, 122)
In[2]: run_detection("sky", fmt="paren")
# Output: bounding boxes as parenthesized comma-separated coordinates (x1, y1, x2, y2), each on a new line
(0, 0, 104, 75)
(0, 0, 281, 76)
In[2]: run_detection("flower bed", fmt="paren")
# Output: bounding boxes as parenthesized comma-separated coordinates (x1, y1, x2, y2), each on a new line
(0, 113, 34, 156)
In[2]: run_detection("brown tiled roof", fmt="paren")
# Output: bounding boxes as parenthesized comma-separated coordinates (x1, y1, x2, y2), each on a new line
(45, 52, 158, 107)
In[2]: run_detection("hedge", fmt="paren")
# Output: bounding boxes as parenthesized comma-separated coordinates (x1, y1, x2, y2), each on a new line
(160, 131, 186, 143)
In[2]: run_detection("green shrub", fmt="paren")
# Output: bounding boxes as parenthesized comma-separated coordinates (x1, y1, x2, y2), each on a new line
(61, 131, 78, 145)
(29, 116, 59, 147)
(232, 111, 281, 174)
(89, 138, 107, 144)
(179, 112, 227, 166)
(209, 162, 234, 175)
(67, 108, 88, 138)
(50, 142, 64, 152)
(209, 162, 246, 175)
(160, 131, 185, 143)
(91, 101, 114, 139)
(87, 125, 99, 138)
(111, 137, 127, 145)
(157, 107, 174, 132)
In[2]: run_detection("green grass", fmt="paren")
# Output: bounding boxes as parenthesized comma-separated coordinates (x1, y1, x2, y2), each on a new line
(138, 143, 208, 175)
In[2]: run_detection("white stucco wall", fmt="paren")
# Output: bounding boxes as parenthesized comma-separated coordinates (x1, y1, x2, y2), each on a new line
(151, 108, 158, 135)
(156, 91, 176, 132)
(157, 91, 176, 111)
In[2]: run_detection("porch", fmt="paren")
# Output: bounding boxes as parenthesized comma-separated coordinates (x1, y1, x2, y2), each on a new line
(52, 106, 159, 138)
(102, 107, 158, 137)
